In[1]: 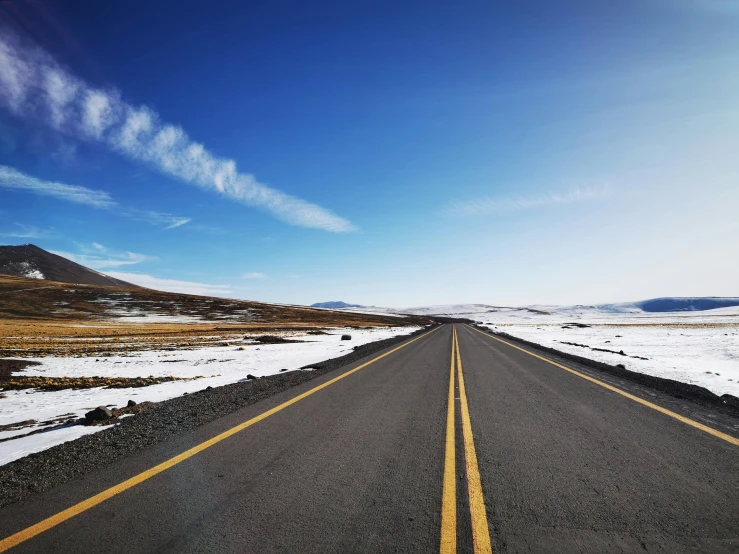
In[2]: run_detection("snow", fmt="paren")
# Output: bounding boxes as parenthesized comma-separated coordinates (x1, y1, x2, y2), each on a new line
(0, 326, 420, 465)
(396, 304, 739, 398)
(86, 297, 258, 323)
(309, 305, 407, 318)
(327, 302, 739, 400)
(14, 261, 44, 279)
(0, 424, 110, 464)
(89, 298, 206, 323)
(335, 308, 406, 318)
(480, 321, 738, 396)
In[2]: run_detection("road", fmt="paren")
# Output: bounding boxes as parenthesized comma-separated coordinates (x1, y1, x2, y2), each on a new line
(0, 324, 737, 553)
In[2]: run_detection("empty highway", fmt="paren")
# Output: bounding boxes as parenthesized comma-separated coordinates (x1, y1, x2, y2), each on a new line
(0, 324, 737, 553)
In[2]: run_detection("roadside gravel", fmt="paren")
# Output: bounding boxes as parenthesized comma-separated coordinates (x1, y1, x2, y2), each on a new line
(0, 325, 434, 508)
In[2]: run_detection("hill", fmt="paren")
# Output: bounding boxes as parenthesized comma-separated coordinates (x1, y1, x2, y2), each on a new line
(311, 301, 365, 309)
(0, 244, 139, 288)
(595, 297, 739, 313)
(350, 298, 739, 318)
(0, 273, 431, 327)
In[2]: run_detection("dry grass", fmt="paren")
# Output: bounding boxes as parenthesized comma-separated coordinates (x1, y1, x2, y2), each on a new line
(0, 375, 205, 391)
(0, 274, 429, 358)
(0, 320, 413, 358)
(0, 274, 418, 324)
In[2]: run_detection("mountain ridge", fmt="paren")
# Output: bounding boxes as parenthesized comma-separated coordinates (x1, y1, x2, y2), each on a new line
(0, 244, 140, 288)
(311, 301, 366, 309)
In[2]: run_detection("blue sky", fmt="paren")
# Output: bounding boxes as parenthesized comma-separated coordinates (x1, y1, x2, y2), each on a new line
(1, 0, 737, 306)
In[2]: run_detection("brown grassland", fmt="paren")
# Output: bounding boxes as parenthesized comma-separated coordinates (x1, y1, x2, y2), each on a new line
(0, 274, 430, 358)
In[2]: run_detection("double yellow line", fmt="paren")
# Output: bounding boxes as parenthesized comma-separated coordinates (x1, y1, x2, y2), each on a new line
(440, 326, 494, 554)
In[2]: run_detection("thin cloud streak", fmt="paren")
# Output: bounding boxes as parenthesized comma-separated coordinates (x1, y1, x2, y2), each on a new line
(106, 271, 233, 296)
(242, 272, 268, 279)
(51, 250, 154, 269)
(123, 209, 192, 229)
(0, 30, 355, 233)
(444, 185, 611, 217)
(0, 223, 55, 239)
(0, 165, 191, 230)
(52, 247, 154, 269)
(0, 165, 115, 208)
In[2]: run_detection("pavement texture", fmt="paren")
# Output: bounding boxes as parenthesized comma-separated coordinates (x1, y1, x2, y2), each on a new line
(0, 324, 737, 553)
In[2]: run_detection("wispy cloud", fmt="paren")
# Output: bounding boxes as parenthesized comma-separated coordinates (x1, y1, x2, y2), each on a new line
(52, 243, 155, 269)
(0, 223, 56, 239)
(0, 30, 355, 233)
(0, 164, 191, 230)
(122, 209, 192, 229)
(0, 165, 115, 208)
(444, 185, 611, 217)
(105, 272, 233, 296)
(185, 223, 227, 234)
(242, 272, 268, 279)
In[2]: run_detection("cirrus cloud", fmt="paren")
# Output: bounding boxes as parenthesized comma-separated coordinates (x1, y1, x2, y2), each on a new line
(0, 29, 355, 233)
(52, 244, 155, 269)
(105, 272, 233, 296)
(0, 165, 115, 208)
(0, 165, 191, 230)
(443, 185, 611, 217)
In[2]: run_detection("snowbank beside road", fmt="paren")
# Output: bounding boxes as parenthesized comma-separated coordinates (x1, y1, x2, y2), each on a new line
(482, 323, 739, 397)
(0, 326, 419, 465)
(469, 307, 739, 398)
(380, 302, 739, 399)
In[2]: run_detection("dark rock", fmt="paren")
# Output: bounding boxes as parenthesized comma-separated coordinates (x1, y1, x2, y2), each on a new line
(341, 334, 351, 340)
(619, 350, 625, 356)
(616, 364, 626, 369)
(85, 406, 113, 421)
(127, 400, 137, 407)
(279, 368, 288, 372)
(247, 374, 257, 380)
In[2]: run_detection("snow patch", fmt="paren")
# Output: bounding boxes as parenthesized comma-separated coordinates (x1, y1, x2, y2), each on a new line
(11, 261, 45, 279)
(0, 424, 111, 464)
(0, 326, 421, 465)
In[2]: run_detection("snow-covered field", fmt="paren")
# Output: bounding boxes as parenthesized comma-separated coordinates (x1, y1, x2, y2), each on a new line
(0, 326, 419, 465)
(384, 303, 739, 398)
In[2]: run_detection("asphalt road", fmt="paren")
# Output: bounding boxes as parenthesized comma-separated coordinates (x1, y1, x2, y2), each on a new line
(0, 324, 737, 553)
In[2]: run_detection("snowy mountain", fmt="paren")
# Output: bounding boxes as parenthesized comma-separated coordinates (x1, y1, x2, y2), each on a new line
(347, 298, 739, 319)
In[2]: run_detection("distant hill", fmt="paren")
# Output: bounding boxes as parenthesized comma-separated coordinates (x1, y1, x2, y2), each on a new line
(362, 298, 739, 318)
(595, 297, 739, 313)
(311, 301, 365, 309)
(0, 244, 139, 288)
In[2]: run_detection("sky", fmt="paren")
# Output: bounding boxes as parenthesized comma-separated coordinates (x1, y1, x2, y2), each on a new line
(0, 0, 737, 307)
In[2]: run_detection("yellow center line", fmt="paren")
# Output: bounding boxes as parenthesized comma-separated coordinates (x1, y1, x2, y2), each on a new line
(0, 326, 442, 553)
(465, 324, 739, 447)
(455, 326, 494, 554)
(439, 326, 457, 554)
